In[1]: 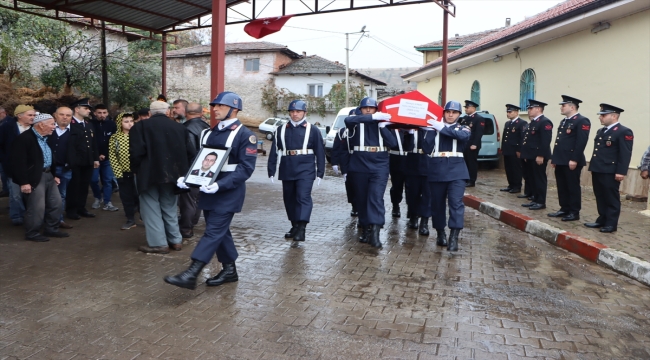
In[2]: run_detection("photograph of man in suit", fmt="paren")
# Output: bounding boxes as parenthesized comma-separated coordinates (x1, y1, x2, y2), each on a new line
(190, 152, 218, 177)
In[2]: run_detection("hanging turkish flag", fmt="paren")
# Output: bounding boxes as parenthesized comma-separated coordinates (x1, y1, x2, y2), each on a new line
(244, 15, 293, 39)
(378, 91, 444, 127)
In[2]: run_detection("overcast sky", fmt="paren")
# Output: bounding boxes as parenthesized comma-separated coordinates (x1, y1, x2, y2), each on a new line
(224, 0, 565, 69)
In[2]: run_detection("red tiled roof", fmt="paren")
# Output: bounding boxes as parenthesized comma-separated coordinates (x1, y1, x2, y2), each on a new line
(403, 0, 604, 78)
(414, 27, 504, 49)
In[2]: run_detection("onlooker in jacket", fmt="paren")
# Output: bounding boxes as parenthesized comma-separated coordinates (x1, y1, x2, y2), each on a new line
(0, 106, 12, 197)
(178, 102, 210, 238)
(130, 101, 194, 253)
(0, 104, 35, 225)
(47, 107, 78, 230)
(89, 104, 118, 211)
(639, 145, 650, 180)
(109, 112, 139, 230)
(11, 113, 68, 242)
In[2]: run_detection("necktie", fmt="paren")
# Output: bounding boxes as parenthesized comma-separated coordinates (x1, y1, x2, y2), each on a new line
(201, 172, 205, 176)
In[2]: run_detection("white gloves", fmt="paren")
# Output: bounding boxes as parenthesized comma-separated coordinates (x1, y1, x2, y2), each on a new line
(372, 112, 391, 121)
(177, 177, 189, 189)
(332, 165, 339, 175)
(344, 173, 348, 182)
(427, 119, 444, 131)
(270, 176, 274, 183)
(317, 177, 322, 186)
(200, 183, 219, 194)
(378, 121, 393, 128)
(408, 129, 415, 134)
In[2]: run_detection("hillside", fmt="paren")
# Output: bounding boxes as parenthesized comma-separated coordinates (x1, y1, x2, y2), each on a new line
(358, 67, 420, 91)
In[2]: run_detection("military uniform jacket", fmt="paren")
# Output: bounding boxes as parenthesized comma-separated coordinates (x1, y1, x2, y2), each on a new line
(551, 113, 590, 166)
(331, 127, 350, 173)
(459, 113, 485, 149)
(70, 117, 99, 166)
(520, 115, 553, 159)
(344, 114, 398, 172)
(198, 120, 258, 213)
(421, 123, 471, 182)
(501, 117, 528, 156)
(404, 129, 429, 176)
(588, 124, 633, 175)
(388, 128, 409, 173)
(267, 121, 325, 181)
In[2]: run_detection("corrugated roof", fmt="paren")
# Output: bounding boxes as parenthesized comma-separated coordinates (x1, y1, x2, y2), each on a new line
(414, 27, 505, 49)
(403, 0, 608, 78)
(272, 55, 387, 85)
(166, 42, 301, 58)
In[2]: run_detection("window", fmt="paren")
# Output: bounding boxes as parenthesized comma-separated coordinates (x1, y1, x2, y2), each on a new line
(471, 81, 480, 110)
(309, 84, 323, 97)
(438, 88, 443, 105)
(520, 69, 536, 110)
(482, 117, 495, 135)
(244, 58, 259, 72)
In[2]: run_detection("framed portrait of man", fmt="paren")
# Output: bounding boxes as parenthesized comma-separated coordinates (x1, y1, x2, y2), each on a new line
(185, 146, 231, 187)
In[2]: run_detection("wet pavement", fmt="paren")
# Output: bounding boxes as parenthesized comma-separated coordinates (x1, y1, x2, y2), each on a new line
(2, 140, 650, 359)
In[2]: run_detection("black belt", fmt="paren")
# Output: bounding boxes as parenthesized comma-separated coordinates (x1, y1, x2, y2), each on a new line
(43, 167, 51, 173)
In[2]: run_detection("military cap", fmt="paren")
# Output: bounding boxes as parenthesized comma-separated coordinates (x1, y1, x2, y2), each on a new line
(597, 103, 624, 115)
(559, 95, 582, 105)
(505, 104, 521, 112)
(526, 99, 547, 109)
(464, 100, 479, 108)
(71, 98, 93, 110)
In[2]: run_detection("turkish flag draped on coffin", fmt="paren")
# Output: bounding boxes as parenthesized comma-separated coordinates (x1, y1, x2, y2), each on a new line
(244, 16, 294, 39)
(378, 91, 444, 127)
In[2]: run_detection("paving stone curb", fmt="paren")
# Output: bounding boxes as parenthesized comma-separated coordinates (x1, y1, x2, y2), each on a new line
(463, 194, 650, 287)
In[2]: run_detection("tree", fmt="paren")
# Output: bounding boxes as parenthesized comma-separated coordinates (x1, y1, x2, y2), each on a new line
(0, 8, 33, 82)
(327, 79, 367, 110)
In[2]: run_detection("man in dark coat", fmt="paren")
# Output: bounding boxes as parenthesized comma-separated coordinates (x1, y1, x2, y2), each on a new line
(548, 95, 590, 221)
(520, 99, 553, 210)
(179, 102, 210, 238)
(500, 104, 528, 194)
(459, 100, 484, 187)
(130, 100, 194, 253)
(584, 103, 633, 233)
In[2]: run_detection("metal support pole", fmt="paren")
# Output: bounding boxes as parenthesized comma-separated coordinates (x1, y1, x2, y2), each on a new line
(441, 0, 449, 105)
(211, 0, 227, 127)
(162, 32, 167, 98)
(100, 21, 109, 106)
(345, 32, 350, 107)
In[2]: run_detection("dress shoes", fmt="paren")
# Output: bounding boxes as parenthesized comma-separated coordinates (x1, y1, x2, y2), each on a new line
(25, 235, 50, 242)
(138, 245, 170, 254)
(181, 230, 194, 239)
(78, 210, 95, 218)
(561, 213, 580, 221)
(59, 221, 73, 229)
(67, 213, 81, 220)
(391, 204, 401, 217)
(521, 202, 537, 207)
(508, 188, 521, 194)
(44, 231, 69, 238)
(547, 211, 567, 218)
(418, 217, 430, 236)
(206, 262, 238, 286)
(350, 207, 358, 217)
(600, 226, 617, 233)
(516, 194, 530, 198)
(500, 187, 512, 192)
(529, 204, 546, 210)
(408, 217, 419, 229)
(465, 181, 476, 187)
(169, 243, 182, 251)
(584, 222, 603, 228)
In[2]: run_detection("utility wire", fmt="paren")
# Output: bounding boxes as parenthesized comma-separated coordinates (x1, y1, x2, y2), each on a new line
(371, 34, 422, 59)
(367, 35, 422, 65)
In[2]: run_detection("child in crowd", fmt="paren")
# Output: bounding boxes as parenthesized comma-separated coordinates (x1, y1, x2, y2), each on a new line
(108, 112, 139, 230)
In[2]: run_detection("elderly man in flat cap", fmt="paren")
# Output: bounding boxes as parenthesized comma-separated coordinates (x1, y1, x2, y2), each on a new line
(0, 104, 36, 226)
(11, 113, 68, 242)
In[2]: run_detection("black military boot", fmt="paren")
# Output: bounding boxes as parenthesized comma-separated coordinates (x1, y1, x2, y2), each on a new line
(408, 216, 419, 229)
(359, 225, 369, 243)
(392, 204, 401, 218)
(292, 222, 306, 242)
(448, 229, 460, 252)
(164, 260, 206, 290)
(350, 206, 358, 217)
(368, 225, 382, 249)
(436, 229, 447, 246)
(206, 262, 238, 286)
(418, 217, 430, 236)
(284, 222, 297, 239)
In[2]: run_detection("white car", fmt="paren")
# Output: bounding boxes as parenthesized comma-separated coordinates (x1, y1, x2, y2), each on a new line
(259, 118, 289, 140)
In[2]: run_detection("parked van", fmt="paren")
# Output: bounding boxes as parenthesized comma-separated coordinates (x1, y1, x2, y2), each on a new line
(324, 107, 356, 163)
(474, 110, 501, 168)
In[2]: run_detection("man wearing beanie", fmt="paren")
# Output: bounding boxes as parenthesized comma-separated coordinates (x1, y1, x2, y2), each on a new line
(11, 113, 68, 242)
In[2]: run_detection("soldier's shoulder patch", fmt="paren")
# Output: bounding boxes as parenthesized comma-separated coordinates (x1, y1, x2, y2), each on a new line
(480, 122, 485, 126)
(581, 124, 590, 131)
(544, 125, 552, 130)
(246, 147, 257, 156)
(230, 124, 238, 130)
(249, 135, 257, 144)
(625, 135, 634, 141)
(613, 126, 618, 131)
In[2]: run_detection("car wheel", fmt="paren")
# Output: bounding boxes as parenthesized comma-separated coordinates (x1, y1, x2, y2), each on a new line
(265, 132, 273, 141)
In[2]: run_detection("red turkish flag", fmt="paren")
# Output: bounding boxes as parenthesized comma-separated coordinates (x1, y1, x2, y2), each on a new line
(378, 91, 443, 127)
(244, 16, 293, 39)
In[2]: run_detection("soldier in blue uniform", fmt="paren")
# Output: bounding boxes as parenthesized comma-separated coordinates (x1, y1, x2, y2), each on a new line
(421, 101, 471, 251)
(500, 104, 528, 194)
(344, 97, 397, 248)
(268, 100, 325, 246)
(165, 92, 257, 290)
(388, 127, 408, 218)
(520, 99, 553, 210)
(332, 108, 359, 217)
(584, 103, 633, 233)
(404, 128, 431, 236)
(459, 100, 484, 187)
(548, 95, 590, 221)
